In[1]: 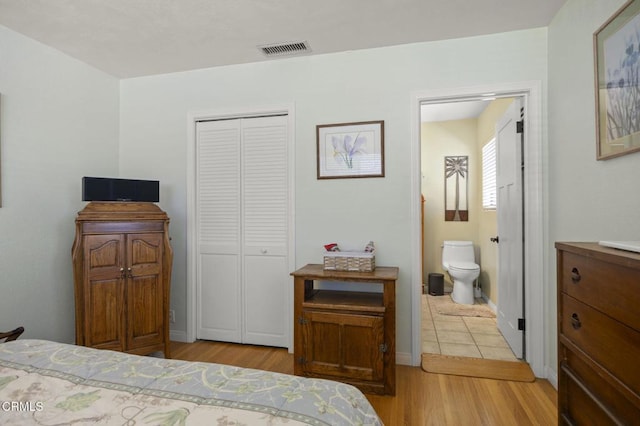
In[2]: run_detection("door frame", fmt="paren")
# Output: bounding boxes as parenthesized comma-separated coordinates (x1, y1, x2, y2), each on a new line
(185, 103, 296, 352)
(410, 82, 545, 377)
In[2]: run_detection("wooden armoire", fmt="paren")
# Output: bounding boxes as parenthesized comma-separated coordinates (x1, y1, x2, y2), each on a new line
(72, 202, 173, 357)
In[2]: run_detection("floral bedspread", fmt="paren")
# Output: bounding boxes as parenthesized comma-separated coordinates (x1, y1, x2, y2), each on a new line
(0, 340, 381, 425)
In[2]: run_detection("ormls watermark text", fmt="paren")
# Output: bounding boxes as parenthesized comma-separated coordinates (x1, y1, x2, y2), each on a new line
(1, 401, 44, 412)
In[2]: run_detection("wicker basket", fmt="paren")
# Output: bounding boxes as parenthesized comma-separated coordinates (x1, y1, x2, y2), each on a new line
(323, 251, 375, 272)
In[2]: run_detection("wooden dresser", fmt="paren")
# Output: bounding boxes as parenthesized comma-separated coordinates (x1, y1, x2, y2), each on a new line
(72, 202, 173, 358)
(291, 264, 397, 395)
(556, 242, 640, 424)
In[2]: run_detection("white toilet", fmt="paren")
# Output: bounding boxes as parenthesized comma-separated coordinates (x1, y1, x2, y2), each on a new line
(442, 241, 480, 305)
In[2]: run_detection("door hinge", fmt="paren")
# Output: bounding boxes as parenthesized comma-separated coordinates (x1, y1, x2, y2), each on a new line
(379, 343, 388, 353)
(518, 318, 525, 331)
(298, 316, 308, 325)
(516, 120, 524, 134)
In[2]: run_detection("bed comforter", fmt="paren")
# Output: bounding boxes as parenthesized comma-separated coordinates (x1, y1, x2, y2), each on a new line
(0, 340, 382, 425)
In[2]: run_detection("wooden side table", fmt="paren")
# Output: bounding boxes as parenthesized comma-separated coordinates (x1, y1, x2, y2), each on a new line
(291, 264, 398, 395)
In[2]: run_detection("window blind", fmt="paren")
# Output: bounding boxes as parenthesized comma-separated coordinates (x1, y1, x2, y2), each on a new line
(482, 138, 497, 210)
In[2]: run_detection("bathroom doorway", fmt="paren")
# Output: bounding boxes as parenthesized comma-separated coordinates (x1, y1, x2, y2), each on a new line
(419, 96, 520, 362)
(410, 81, 545, 376)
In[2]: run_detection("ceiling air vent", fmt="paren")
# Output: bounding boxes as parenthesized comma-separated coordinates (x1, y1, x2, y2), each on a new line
(259, 41, 311, 58)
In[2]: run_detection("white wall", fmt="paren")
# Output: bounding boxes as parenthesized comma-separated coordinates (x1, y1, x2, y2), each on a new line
(0, 25, 120, 342)
(120, 28, 548, 358)
(547, 0, 639, 374)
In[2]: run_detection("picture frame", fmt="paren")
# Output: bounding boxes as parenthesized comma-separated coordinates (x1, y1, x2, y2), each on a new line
(316, 120, 384, 179)
(594, 0, 640, 160)
(444, 156, 468, 221)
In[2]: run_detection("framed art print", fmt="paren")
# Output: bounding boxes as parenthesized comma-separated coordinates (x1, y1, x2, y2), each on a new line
(444, 156, 468, 221)
(595, 0, 640, 159)
(316, 120, 385, 179)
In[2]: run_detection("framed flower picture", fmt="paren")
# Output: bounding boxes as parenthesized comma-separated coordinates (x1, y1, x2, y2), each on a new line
(595, 0, 640, 160)
(316, 120, 385, 179)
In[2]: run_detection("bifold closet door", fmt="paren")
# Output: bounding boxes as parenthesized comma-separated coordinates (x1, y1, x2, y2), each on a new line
(240, 117, 288, 347)
(196, 115, 288, 348)
(197, 118, 242, 343)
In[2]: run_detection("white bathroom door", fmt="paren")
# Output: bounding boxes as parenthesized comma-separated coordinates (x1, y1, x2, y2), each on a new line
(496, 98, 524, 359)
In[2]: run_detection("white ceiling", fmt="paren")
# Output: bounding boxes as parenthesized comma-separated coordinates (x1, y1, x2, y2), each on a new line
(0, 0, 567, 78)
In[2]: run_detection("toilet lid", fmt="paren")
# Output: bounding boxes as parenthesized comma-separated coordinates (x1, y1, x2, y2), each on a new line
(448, 261, 479, 271)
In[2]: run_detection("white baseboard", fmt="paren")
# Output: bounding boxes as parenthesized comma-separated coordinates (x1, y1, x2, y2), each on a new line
(482, 292, 497, 313)
(396, 351, 412, 366)
(169, 329, 189, 343)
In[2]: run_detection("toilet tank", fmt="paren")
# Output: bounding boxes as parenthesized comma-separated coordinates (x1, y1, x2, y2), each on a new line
(442, 241, 475, 268)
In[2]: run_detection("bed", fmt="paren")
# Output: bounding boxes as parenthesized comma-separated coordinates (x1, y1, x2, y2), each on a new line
(0, 339, 382, 425)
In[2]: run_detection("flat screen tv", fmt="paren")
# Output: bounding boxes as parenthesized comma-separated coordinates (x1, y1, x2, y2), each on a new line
(82, 177, 159, 202)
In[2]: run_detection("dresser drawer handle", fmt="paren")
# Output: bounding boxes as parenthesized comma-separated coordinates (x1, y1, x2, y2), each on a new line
(571, 313, 582, 330)
(570, 268, 581, 283)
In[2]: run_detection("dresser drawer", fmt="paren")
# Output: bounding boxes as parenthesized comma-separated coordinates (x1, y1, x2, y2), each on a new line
(558, 365, 620, 426)
(560, 252, 640, 331)
(560, 348, 640, 422)
(561, 294, 640, 396)
(559, 361, 621, 425)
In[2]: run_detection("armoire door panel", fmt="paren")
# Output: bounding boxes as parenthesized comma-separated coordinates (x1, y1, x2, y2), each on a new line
(127, 274, 163, 349)
(84, 234, 125, 350)
(128, 233, 163, 277)
(129, 234, 161, 265)
(86, 277, 124, 350)
(88, 240, 121, 268)
(125, 233, 164, 349)
(85, 234, 125, 280)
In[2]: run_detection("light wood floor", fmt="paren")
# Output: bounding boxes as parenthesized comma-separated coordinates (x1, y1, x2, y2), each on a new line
(171, 340, 558, 426)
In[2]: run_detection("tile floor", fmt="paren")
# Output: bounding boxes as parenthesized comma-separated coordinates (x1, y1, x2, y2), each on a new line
(421, 290, 518, 361)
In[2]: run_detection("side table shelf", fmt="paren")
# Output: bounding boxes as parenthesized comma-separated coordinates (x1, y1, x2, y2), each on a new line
(291, 264, 398, 395)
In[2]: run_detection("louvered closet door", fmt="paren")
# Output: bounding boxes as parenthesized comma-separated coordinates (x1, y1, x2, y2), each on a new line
(241, 116, 288, 347)
(196, 119, 242, 342)
(196, 115, 288, 347)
